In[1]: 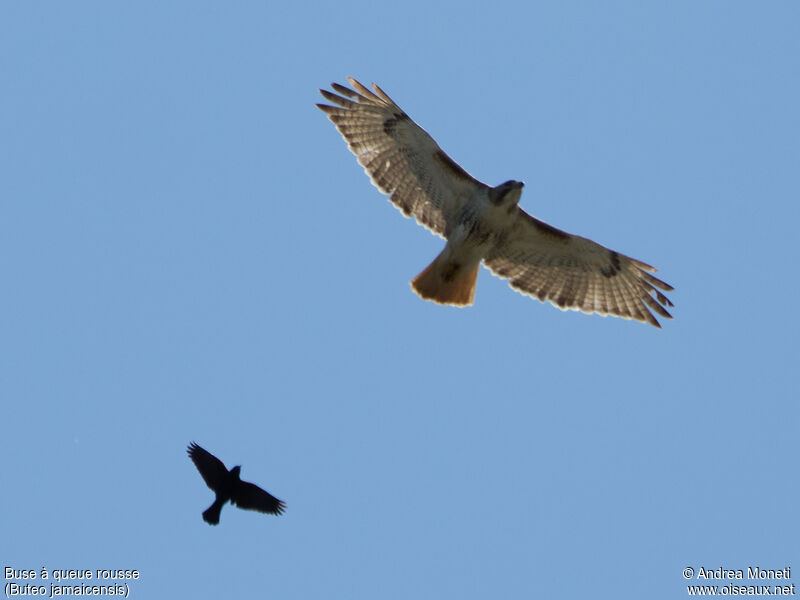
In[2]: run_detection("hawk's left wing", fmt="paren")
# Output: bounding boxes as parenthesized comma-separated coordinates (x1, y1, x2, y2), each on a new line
(187, 442, 229, 493)
(317, 78, 488, 238)
(484, 210, 674, 327)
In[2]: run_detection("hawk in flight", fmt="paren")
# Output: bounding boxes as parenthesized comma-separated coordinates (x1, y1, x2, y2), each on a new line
(187, 442, 285, 525)
(317, 78, 674, 327)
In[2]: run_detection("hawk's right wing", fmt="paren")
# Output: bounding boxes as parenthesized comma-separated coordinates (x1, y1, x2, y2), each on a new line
(317, 78, 488, 238)
(484, 211, 674, 327)
(231, 481, 286, 515)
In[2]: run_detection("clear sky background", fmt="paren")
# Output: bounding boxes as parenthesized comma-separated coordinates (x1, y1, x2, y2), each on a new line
(2, 2, 798, 598)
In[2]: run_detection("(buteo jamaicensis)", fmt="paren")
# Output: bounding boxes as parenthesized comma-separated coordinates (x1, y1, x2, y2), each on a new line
(187, 442, 285, 525)
(317, 78, 674, 327)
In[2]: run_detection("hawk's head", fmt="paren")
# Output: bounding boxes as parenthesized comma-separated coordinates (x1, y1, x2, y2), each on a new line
(490, 180, 524, 211)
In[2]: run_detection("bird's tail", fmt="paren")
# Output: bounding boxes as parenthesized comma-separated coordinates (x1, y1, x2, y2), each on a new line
(411, 254, 479, 306)
(202, 499, 224, 525)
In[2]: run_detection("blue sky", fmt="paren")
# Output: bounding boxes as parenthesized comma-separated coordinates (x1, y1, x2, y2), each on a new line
(2, 2, 798, 598)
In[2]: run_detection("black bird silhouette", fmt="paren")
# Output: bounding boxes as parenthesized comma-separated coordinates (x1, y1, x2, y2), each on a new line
(187, 442, 286, 525)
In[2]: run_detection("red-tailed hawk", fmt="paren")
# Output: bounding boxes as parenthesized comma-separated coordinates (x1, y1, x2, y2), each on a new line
(188, 442, 285, 525)
(317, 78, 674, 327)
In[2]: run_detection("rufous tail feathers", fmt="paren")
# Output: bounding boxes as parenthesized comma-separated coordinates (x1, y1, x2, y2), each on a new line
(410, 257, 479, 306)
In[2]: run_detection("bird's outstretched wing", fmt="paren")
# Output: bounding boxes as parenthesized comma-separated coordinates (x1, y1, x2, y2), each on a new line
(484, 211, 674, 327)
(231, 480, 286, 515)
(317, 77, 487, 237)
(187, 442, 229, 492)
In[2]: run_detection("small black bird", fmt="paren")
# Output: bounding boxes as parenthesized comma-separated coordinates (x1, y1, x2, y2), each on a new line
(187, 442, 286, 525)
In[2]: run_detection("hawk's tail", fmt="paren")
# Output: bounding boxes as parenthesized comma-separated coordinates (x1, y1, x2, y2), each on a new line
(411, 256, 479, 306)
(202, 499, 224, 525)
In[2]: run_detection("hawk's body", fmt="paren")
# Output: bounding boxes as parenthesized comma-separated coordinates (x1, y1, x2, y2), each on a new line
(317, 78, 674, 327)
(410, 180, 524, 306)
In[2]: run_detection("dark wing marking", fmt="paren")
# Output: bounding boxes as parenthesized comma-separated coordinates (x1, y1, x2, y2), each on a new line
(187, 442, 230, 493)
(484, 210, 674, 327)
(317, 77, 488, 237)
(231, 480, 286, 515)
